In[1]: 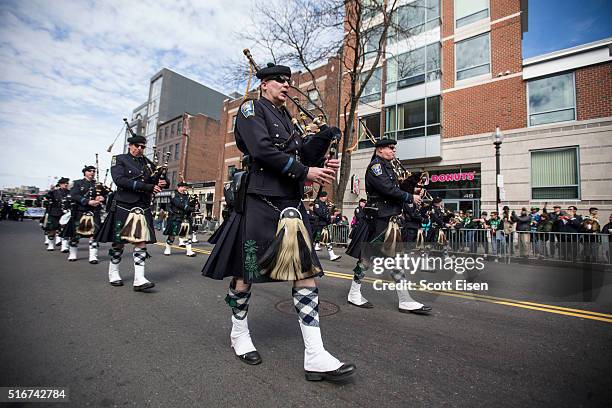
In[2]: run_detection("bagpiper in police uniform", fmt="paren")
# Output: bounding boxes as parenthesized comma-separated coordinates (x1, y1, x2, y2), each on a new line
(43, 177, 70, 251)
(349, 198, 367, 240)
(202, 62, 355, 382)
(345, 138, 432, 314)
(163, 181, 197, 257)
(62, 166, 106, 263)
(208, 178, 235, 245)
(312, 191, 341, 261)
(190, 195, 201, 243)
(95, 133, 168, 291)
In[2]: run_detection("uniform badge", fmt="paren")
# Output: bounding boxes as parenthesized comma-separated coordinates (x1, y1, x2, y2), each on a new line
(315, 204, 319, 208)
(241, 100, 255, 118)
(111, 156, 117, 167)
(371, 163, 383, 176)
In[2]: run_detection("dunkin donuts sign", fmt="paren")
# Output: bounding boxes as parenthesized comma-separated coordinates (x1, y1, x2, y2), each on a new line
(430, 171, 476, 183)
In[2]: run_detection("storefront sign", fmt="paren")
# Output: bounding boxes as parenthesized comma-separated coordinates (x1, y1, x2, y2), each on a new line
(430, 171, 476, 183)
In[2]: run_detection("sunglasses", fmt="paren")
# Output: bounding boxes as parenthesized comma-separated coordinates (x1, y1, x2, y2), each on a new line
(134, 144, 146, 149)
(267, 76, 290, 84)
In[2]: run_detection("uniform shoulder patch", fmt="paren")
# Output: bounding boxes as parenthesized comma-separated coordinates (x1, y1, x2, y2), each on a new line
(371, 163, 383, 176)
(111, 155, 117, 167)
(240, 100, 255, 118)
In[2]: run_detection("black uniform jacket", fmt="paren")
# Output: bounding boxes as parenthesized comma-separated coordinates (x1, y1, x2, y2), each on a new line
(365, 155, 412, 218)
(111, 153, 167, 205)
(235, 97, 334, 199)
(168, 192, 194, 221)
(70, 178, 103, 213)
(313, 198, 331, 227)
(45, 188, 69, 217)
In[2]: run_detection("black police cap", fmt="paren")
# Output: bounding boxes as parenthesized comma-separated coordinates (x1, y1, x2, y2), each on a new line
(374, 138, 397, 148)
(318, 191, 328, 197)
(127, 135, 147, 144)
(82, 165, 96, 174)
(56, 177, 70, 185)
(256, 62, 291, 80)
(432, 196, 442, 204)
(177, 181, 189, 187)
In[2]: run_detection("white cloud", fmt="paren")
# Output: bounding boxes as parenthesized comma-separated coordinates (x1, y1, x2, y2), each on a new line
(0, 0, 256, 189)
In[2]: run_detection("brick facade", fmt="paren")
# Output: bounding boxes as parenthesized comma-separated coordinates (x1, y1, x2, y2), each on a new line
(441, 0, 526, 138)
(156, 114, 221, 212)
(575, 62, 612, 121)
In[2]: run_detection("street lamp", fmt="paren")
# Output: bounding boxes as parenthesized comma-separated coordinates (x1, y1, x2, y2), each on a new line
(493, 126, 503, 213)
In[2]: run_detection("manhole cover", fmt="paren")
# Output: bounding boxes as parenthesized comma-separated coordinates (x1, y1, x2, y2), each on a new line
(275, 300, 340, 316)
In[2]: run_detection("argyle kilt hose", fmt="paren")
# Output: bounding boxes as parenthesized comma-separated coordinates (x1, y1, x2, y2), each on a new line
(292, 287, 320, 327)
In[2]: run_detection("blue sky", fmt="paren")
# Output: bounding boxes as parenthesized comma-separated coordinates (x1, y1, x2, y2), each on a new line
(523, 0, 612, 58)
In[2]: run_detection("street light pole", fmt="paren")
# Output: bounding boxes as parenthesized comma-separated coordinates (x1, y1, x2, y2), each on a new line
(493, 126, 503, 213)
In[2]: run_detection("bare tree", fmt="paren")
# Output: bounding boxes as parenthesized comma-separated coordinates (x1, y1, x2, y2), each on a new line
(234, 0, 429, 209)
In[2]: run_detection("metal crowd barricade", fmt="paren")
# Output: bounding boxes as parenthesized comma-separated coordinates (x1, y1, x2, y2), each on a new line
(442, 228, 611, 264)
(329, 224, 350, 246)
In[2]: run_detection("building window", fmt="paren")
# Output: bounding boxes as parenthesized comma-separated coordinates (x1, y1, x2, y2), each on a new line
(168, 144, 173, 161)
(455, 32, 490, 80)
(171, 123, 176, 137)
(359, 67, 382, 104)
(528, 72, 576, 126)
(386, 42, 440, 91)
(174, 143, 179, 160)
(165, 126, 169, 139)
(455, 0, 489, 28)
(231, 115, 237, 132)
(171, 171, 176, 188)
(531, 147, 579, 199)
(177, 121, 182, 134)
(388, 0, 440, 43)
(385, 95, 440, 140)
(227, 165, 236, 181)
(361, 0, 381, 20)
(364, 25, 383, 56)
(358, 113, 381, 149)
(306, 89, 320, 110)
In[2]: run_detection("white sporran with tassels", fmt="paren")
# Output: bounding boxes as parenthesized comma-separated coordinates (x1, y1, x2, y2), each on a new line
(76, 211, 95, 237)
(259, 207, 321, 281)
(120, 207, 151, 243)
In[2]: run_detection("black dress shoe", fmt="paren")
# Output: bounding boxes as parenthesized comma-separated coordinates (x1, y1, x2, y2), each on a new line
(89, 260, 99, 264)
(110, 280, 124, 287)
(61, 250, 69, 254)
(186, 253, 197, 257)
(235, 350, 262, 365)
(68, 259, 77, 262)
(133, 282, 155, 292)
(348, 300, 374, 309)
(399, 305, 432, 315)
(305, 363, 356, 382)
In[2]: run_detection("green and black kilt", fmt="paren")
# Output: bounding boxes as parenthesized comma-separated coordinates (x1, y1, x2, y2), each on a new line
(202, 194, 323, 284)
(95, 202, 156, 244)
(44, 214, 62, 232)
(60, 210, 101, 239)
(163, 215, 190, 237)
(346, 216, 390, 259)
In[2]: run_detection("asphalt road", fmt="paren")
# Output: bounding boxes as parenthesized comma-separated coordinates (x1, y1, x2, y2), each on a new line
(1, 220, 611, 407)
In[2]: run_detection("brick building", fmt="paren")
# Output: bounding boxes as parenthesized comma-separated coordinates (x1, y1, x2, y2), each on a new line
(345, 0, 612, 215)
(154, 113, 222, 217)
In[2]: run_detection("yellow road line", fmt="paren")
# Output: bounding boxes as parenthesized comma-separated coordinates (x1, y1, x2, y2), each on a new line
(153, 244, 611, 323)
(323, 270, 612, 323)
